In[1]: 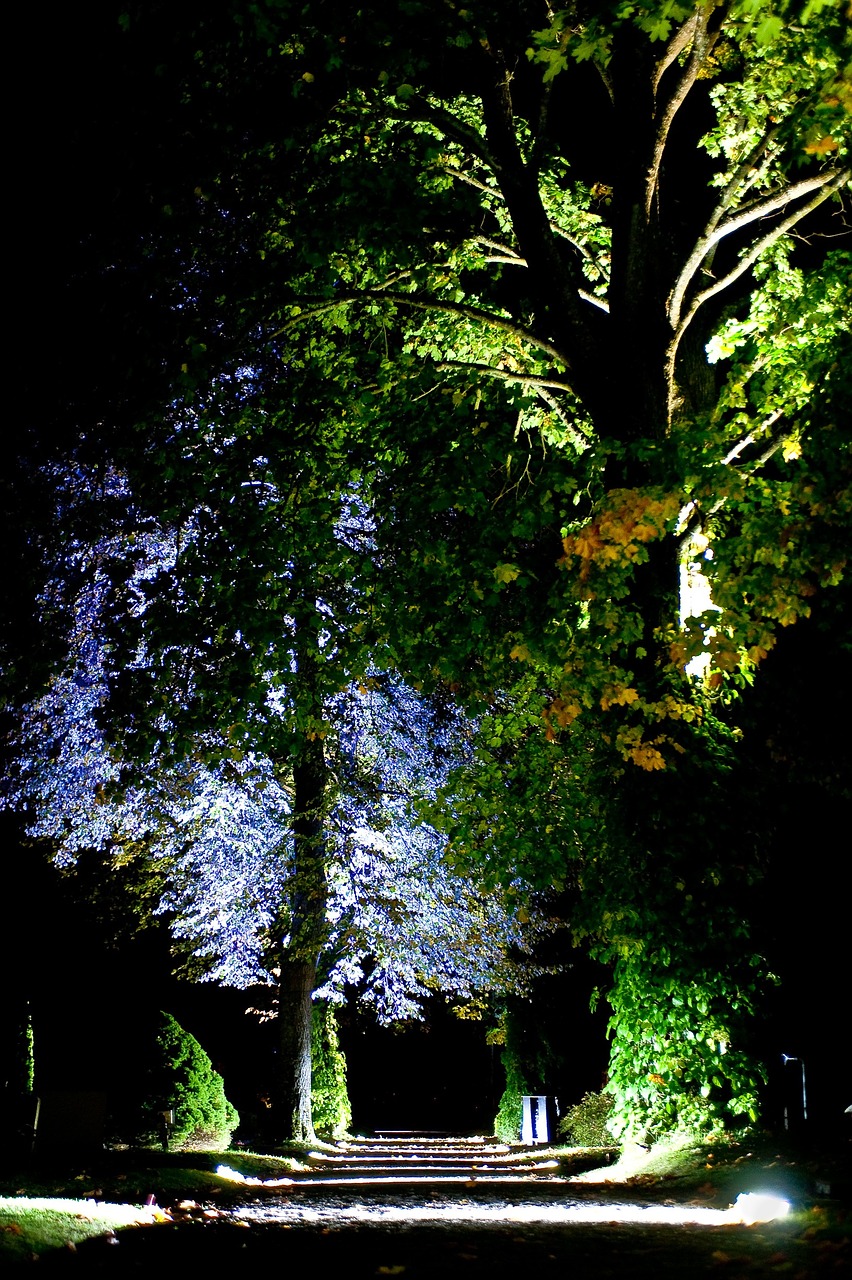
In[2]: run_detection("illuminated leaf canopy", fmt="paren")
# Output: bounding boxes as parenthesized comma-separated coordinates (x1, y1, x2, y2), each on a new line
(5, 0, 850, 1143)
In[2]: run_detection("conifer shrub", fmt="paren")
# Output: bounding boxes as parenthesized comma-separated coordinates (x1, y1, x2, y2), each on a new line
(129, 1012, 239, 1151)
(311, 1002, 351, 1139)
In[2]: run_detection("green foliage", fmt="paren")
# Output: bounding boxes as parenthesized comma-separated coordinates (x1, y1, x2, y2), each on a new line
(133, 1013, 239, 1152)
(603, 959, 766, 1144)
(310, 1002, 352, 1139)
(10, 1004, 35, 1097)
(572, 712, 770, 1144)
(442, 682, 771, 1144)
(557, 1089, 615, 1149)
(492, 1009, 533, 1141)
(14, 0, 850, 1156)
(493, 1054, 530, 1143)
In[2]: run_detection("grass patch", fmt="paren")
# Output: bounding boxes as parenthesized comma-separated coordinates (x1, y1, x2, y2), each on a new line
(0, 1144, 320, 1264)
(0, 1198, 161, 1264)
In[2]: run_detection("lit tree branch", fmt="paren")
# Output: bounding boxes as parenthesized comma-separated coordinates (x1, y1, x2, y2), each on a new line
(536, 386, 592, 450)
(399, 93, 500, 173)
(472, 233, 609, 310)
(646, 4, 726, 216)
(275, 289, 572, 369)
(652, 7, 702, 96)
(669, 167, 849, 331)
(433, 358, 575, 393)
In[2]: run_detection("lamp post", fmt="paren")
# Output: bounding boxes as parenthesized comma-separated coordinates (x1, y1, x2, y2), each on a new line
(781, 1054, 807, 1130)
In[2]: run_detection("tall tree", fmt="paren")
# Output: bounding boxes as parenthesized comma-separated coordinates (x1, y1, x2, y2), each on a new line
(9, 0, 849, 1140)
(3, 457, 526, 1140)
(163, 0, 845, 1138)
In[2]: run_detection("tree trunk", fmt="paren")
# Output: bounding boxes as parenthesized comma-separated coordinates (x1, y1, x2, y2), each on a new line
(275, 953, 318, 1143)
(272, 627, 330, 1143)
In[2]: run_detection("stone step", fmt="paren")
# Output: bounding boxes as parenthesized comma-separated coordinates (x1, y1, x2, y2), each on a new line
(295, 1167, 555, 1172)
(338, 1141, 508, 1150)
(328, 1142, 523, 1158)
(320, 1156, 519, 1165)
(305, 1160, 555, 1172)
(286, 1138, 562, 1187)
(217, 1137, 567, 1199)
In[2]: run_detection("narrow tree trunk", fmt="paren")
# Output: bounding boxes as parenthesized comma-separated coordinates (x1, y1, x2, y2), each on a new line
(273, 625, 329, 1143)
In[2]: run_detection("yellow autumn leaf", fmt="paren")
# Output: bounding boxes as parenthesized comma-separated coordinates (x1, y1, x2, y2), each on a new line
(509, 643, 531, 661)
(628, 744, 666, 770)
(668, 641, 688, 667)
(803, 134, 838, 155)
(600, 685, 639, 710)
(618, 726, 667, 770)
(544, 696, 583, 731)
(573, 528, 604, 559)
(493, 562, 521, 583)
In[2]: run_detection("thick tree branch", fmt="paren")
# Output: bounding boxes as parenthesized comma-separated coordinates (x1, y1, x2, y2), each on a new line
(434, 359, 575, 393)
(536, 386, 592, 450)
(274, 290, 571, 369)
(669, 167, 849, 332)
(578, 289, 610, 313)
(477, 44, 600, 373)
(401, 94, 500, 174)
(473, 235, 523, 261)
(646, 5, 726, 216)
(652, 8, 701, 96)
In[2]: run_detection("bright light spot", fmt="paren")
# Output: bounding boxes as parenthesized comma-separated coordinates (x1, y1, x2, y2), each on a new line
(214, 1166, 792, 1230)
(731, 1192, 790, 1225)
(216, 1165, 293, 1188)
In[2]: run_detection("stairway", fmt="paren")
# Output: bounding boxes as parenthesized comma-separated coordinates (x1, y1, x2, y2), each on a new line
(289, 1135, 564, 1192)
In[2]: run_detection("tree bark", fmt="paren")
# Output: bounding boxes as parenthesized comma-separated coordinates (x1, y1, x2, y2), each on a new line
(276, 952, 319, 1143)
(273, 625, 329, 1143)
